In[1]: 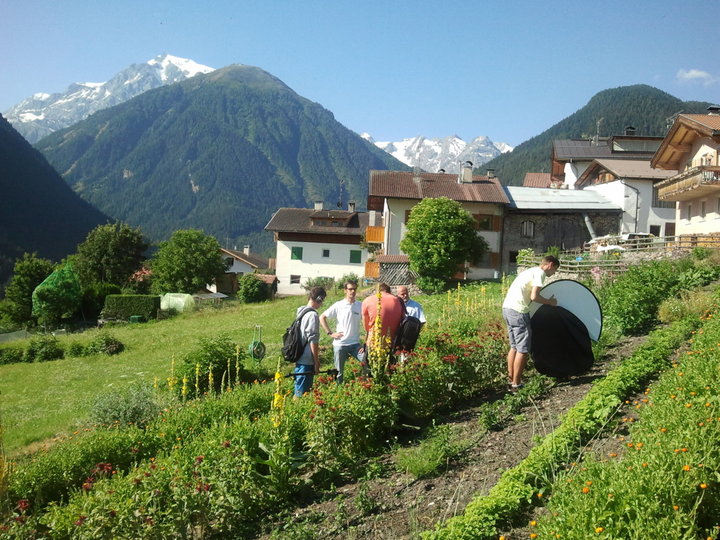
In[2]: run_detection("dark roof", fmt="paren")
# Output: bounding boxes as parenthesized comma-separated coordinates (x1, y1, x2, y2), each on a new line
(255, 273, 278, 285)
(368, 170, 509, 204)
(264, 208, 368, 235)
(553, 139, 613, 160)
(221, 248, 269, 269)
(522, 172, 552, 188)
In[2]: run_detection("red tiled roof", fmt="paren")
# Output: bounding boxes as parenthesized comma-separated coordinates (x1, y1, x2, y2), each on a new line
(682, 114, 720, 131)
(369, 170, 509, 204)
(255, 273, 278, 285)
(522, 172, 552, 188)
(375, 254, 409, 263)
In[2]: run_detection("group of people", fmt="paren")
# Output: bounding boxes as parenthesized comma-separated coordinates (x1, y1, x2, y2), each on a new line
(291, 254, 560, 398)
(292, 281, 425, 397)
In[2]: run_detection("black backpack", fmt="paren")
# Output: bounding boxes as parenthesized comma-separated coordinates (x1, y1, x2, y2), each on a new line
(393, 315, 423, 352)
(281, 307, 316, 363)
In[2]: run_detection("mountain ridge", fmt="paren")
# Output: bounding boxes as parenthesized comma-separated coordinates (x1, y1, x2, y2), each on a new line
(34, 64, 407, 255)
(4, 54, 214, 143)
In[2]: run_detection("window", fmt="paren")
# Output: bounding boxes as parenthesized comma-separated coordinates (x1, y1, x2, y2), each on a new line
(686, 203, 692, 221)
(701, 201, 706, 219)
(509, 250, 519, 263)
(652, 186, 675, 209)
(473, 214, 493, 231)
(291, 246, 303, 260)
(349, 250, 362, 264)
(521, 220, 535, 238)
(649, 225, 660, 237)
(290, 275, 301, 284)
(322, 249, 330, 258)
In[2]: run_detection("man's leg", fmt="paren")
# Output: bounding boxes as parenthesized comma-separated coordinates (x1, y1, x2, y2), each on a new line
(510, 351, 528, 386)
(334, 344, 350, 384)
(507, 347, 516, 384)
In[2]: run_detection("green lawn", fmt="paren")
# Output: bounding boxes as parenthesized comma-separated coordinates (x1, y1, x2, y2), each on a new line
(0, 283, 505, 456)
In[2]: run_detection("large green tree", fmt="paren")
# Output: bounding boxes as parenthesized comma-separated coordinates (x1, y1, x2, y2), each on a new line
(0, 253, 56, 327)
(150, 229, 227, 294)
(400, 197, 488, 293)
(74, 222, 148, 287)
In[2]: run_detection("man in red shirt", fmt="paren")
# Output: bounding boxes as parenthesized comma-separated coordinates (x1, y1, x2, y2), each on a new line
(361, 282, 404, 352)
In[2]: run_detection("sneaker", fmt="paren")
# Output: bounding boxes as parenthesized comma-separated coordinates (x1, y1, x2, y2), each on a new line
(510, 383, 524, 392)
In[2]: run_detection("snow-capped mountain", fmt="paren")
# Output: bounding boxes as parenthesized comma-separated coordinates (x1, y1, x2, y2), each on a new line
(4, 54, 214, 143)
(364, 134, 513, 173)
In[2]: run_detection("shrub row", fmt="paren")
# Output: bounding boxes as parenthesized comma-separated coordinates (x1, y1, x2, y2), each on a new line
(535, 310, 720, 538)
(0, 333, 124, 366)
(2, 322, 507, 537)
(102, 295, 160, 321)
(424, 315, 701, 539)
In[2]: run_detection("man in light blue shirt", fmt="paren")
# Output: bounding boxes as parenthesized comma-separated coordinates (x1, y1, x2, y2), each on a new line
(397, 285, 426, 325)
(293, 286, 325, 397)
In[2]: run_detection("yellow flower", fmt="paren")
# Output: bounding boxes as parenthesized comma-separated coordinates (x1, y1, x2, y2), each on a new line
(683, 465, 692, 471)
(700, 483, 708, 489)
(595, 527, 605, 533)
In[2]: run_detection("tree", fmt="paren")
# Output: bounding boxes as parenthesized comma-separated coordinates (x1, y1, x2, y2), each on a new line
(74, 222, 148, 287)
(237, 273, 270, 303)
(32, 263, 82, 329)
(0, 253, 55, 327)
(150, 230, 228, 294)
(399, 197, 488, 293)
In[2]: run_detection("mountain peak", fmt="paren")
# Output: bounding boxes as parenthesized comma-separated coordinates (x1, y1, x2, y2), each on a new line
(4, 54, 215, 143)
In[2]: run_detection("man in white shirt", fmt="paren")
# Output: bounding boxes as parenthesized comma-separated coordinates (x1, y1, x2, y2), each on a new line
(502, 256, 559, 390)
(397, 285, 426, 325)
(320, 280, 364, 383)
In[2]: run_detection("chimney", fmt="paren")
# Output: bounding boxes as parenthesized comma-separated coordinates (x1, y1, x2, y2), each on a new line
(314, 201, 323, 211)
(459, 161, 473, 183)
(243, 245, 250, 255)
(486, 168, 495, 179)
(369, 210, 376, 226)
(708, 105, 720, 115)
(412, 166, 422, 184)
(625, 126, 637, 136)
(348, 201, 356, 212)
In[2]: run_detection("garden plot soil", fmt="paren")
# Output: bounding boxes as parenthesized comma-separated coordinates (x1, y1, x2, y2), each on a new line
(258, 335, 651, 540)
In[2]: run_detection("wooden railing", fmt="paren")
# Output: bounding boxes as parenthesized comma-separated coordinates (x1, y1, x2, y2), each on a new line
(657, 166, 720, 200)
(517, 234, 720, 276)
(364, 226, 385, 243)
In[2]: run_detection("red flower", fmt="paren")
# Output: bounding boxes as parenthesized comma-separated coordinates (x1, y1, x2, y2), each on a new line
(74, 516, 87, 526)
(15, 499, 30, 512)
(195, 455, 204, 464)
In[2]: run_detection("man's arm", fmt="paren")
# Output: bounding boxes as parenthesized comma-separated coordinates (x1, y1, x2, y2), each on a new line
(310, 342, 320, 374)
(530, 285, 557, 306)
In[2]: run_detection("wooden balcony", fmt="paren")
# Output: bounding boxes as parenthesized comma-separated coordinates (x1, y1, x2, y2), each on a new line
(657, 166, 720, 201)
(364, 226, 385, 243)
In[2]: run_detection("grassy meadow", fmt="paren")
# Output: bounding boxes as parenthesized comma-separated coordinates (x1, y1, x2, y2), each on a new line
(0, 283, 506, 456)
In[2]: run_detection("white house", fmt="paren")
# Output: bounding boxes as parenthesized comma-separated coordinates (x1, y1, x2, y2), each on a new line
(265, 202, 369, 295)
(367, 164, 509, 280)
(575, 158, 677, 237)
(210, 246, 270, 295)
(653, 111, 720, 237)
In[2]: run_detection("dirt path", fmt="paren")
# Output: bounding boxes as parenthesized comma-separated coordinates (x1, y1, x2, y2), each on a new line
(258, 336, 646, 539)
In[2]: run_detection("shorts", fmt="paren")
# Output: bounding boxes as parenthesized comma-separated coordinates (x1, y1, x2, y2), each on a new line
(502, 307, 531, 354)
(293, 364, 314, 397)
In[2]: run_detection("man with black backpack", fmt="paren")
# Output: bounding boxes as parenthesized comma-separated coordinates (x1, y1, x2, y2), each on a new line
(290, 286, 326, 397)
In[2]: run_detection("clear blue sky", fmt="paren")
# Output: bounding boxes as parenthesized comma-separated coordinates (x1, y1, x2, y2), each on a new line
(1, 0, 718, 146)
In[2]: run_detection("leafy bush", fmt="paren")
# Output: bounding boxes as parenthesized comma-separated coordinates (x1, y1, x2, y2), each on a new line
(87, 332, 125, 355)
(178, 334, 248, 397)
(89, 383, 160, 427)
(657, 289, 716, 323)
(23, 334, 64, 362)
(0, 345, 25, 365)
(66, 341, 88, 357)
(394, 422, 465, 479)
(335, 273, 360, 289)
(81, 282, 122, 320)
(237, 274, 271, 303)
(102, 294, 160, 321)
(675, 263, 720, 292)
(302, 276, 335, 292)
(598, 260, 681, 335)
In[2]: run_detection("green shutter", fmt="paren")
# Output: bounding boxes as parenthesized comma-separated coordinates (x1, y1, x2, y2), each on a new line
(349, 250, 361, 263)
(291, 246, 303, 260)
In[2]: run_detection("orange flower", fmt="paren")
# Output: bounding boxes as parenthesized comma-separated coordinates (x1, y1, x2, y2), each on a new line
(683, 465, 692, 471)
(700, 483, 708, 489)
(595, 527, 605, 533)
(673, 505, 679, 510)
(582, 486, 590, 494)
